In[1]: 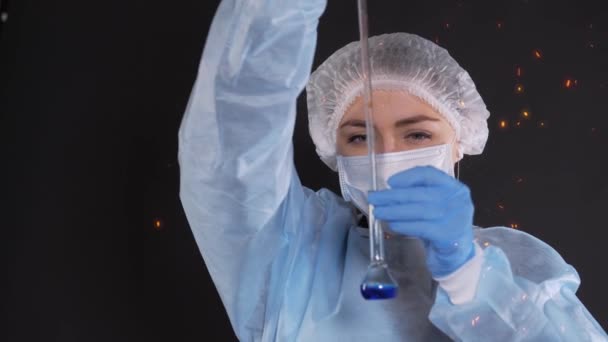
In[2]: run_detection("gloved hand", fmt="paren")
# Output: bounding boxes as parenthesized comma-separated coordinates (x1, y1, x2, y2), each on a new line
(367, 166, 476, 278)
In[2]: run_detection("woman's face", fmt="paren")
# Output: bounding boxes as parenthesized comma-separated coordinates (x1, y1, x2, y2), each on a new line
(336, 90, 460, 162)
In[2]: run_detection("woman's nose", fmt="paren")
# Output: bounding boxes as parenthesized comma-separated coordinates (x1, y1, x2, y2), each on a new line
(377, 136, 399, 154)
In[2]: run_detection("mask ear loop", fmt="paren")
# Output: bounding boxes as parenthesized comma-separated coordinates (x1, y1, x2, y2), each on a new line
(449, 134, 461, 180)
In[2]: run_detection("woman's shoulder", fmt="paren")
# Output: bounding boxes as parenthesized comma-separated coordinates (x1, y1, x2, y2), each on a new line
(473, 226, 560, 255)
(473, 226, 578, 283)
(302, 186, 353, 211)
(294, 186, 357, 230)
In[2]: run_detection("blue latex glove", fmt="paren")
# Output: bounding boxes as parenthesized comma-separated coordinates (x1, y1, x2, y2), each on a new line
(368, 166, 475, 278)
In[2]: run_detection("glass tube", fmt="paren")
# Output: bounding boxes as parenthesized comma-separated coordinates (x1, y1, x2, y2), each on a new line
(357, 0, 398, 300)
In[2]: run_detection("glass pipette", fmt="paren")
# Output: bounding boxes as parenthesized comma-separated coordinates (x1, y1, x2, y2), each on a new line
(357, 0, 399, 300)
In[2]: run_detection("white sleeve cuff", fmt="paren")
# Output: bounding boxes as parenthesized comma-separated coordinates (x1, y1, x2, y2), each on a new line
(434, 242, 484, 305)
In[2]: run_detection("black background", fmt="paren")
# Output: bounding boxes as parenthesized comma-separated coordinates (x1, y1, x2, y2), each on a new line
(1, 0, 607, 341)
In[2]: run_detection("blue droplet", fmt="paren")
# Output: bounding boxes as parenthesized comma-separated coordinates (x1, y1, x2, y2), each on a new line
(360, 283, 398, 300)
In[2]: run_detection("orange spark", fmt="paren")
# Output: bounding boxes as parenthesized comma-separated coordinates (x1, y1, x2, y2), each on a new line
(153, 218, 163, 231)
(510, 223, 519, 229)
(522, 110, 530, 118)
(533, 49, 542, 59)
(515, 84, 525, 94)
(500, 120, 508, 129)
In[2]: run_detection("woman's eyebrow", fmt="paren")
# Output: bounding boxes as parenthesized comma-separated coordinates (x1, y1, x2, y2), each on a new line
(339, 115, 439, 129)
(395, 115, 440, 127)
(339, 119, 367, 129)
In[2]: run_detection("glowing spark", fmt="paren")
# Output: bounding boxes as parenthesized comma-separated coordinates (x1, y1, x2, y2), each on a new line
(497, 203, 505, 210)
(510, 223, 519, 229)
(533, 49, 542, 59)
(153, 218, 163, 231)
(500, 120, 508, 129)
(522, 110, 530, 118)
(516, 66, 522, 77)
(565, 79, 573, 88)
(539, 121, 546, 127)
(515, 84, 524, 94)
(516, 121, 521, 127)
(497, 21, 503, 29)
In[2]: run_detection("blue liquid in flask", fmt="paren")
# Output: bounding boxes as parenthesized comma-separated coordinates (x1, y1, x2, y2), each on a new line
(360, 263, 398, 300)
(360, 283, 398, 300)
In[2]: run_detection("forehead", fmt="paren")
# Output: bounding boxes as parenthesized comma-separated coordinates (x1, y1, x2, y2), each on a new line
(341, 89, 444, 123)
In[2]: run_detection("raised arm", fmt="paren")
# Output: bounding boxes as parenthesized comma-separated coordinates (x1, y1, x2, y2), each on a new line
(178, 0, 325, 338)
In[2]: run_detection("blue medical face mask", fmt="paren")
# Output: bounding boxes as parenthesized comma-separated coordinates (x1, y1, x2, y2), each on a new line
(336, 143, 455, 216)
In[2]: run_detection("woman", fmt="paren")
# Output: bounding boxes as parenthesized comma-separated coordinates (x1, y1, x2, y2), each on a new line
(178, 0, 607, 340)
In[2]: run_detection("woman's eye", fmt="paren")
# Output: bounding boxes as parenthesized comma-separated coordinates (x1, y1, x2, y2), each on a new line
(406, 132, 432, 141)
(347, 134, 367, 144)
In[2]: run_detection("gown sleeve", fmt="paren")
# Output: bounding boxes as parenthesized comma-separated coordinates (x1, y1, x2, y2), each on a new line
(429, 226, 608, 341)
(177, 0, 325, 340)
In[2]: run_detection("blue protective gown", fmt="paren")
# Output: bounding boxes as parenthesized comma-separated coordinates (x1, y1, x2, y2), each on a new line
(178, 0, 608, 340)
